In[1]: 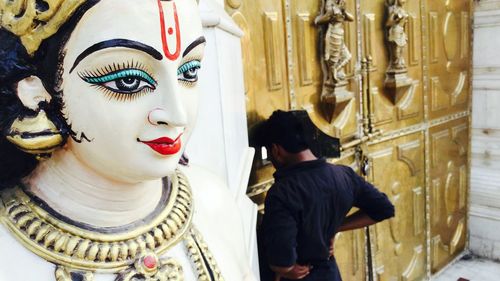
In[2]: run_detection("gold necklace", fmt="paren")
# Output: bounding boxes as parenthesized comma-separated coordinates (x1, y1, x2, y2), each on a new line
(0, 170, 224, 281)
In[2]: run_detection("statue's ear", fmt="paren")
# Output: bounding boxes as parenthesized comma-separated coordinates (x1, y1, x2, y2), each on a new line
(16, 76, 52, 111)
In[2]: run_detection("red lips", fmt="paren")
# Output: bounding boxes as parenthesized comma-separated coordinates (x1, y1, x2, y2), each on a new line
(140, 135, 182, 155)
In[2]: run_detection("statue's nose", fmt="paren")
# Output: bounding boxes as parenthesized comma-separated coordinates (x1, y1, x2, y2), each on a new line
(148, 106, 187, 127)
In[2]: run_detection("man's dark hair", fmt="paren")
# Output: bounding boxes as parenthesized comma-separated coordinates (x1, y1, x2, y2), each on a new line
(253, 110, 310, 153)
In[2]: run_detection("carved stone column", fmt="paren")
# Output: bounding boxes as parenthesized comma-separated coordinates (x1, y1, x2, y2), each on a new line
(186, 0, 259, 277)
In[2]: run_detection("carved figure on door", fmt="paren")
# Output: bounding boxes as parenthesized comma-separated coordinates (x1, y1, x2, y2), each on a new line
(315, 0, 354, 85)
(386, 0, 409, 72)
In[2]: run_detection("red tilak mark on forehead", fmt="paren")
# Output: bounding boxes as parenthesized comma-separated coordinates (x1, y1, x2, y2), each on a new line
(157, 0, 181, 61)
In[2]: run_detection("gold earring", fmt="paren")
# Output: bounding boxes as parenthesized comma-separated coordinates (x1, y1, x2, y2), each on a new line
(6, 110, 64, 155)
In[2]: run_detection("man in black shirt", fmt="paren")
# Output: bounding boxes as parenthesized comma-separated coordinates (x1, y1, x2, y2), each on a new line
(256, 110, 395, 281)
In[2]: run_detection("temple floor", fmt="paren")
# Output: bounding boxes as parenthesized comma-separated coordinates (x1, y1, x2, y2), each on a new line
(433, 255, 500, 281)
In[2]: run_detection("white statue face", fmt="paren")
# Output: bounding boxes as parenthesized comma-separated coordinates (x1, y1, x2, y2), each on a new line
(60, 0, 205, 183)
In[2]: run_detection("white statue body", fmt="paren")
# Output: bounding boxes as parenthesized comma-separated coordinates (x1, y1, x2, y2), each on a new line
(0, 165, 253, 281)
(0, 0, 256, 280)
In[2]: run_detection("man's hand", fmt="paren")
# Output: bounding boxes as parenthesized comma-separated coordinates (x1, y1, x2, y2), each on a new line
(271, 264, 311, 280)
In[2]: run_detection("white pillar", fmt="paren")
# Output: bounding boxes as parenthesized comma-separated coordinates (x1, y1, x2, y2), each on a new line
(186, 0, 260, 278)
(470, 0, 500, 260)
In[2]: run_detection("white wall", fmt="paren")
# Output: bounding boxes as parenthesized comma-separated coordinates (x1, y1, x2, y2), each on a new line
(470, 0, 500, 261)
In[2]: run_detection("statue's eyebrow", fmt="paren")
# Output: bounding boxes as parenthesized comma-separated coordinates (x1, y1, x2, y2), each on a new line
(182, 36, 206, 57)
(69, 39, 163, 73)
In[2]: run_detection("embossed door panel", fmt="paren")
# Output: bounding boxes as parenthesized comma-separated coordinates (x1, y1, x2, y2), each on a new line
(225, 0, 290, 126)
(426, 0, 472, 120)
(367, 133, 426, 281)
(334, 229, 366, 281)
(331, 153, 367, 281)
(291, 0, 360, 141)
(429, 117, 469, 273)
(360, 0, 424, 133)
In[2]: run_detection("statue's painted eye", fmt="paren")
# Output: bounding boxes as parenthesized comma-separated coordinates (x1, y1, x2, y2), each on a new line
(177, 60, 201, 85)
(80, 69, 157, 96)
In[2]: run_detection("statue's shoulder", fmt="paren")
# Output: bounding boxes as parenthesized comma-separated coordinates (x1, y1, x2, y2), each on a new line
(179, 164, 241, 228)
(178, 165, 255, 281)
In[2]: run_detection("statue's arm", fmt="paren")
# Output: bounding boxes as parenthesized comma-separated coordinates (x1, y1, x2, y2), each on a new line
(315, 12, 332, 25)
(344, 11, 355, 22)
(386, 9, 397, 27)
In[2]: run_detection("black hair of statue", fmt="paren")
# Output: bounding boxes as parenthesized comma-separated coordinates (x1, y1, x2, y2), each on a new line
(0, 0, 102, 189)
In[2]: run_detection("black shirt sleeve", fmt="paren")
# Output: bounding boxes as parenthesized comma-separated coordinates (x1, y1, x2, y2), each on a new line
(343, 166, 395, 222)
(261, 183, 298, 267)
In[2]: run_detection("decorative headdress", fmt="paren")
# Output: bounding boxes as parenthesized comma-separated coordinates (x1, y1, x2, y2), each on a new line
(0, 0, 86, 55)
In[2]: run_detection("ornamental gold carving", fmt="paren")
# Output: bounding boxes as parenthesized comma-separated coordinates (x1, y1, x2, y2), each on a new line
(7, 110, 63, 154)
(55, 266, 94, 281)
(185, 227, 225, 281)
(1, 171, 193, 272)
(0, 0, 86, 55)
(315, 0, 354, 118)
(384, 0, 413, 104)
(386, 0, 408, 72)
(116, 252, 184, 281)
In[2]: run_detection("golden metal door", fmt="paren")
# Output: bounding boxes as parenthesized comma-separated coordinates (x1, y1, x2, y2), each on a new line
(225, 0, 473, 279)
(425, 0, 471, 273)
